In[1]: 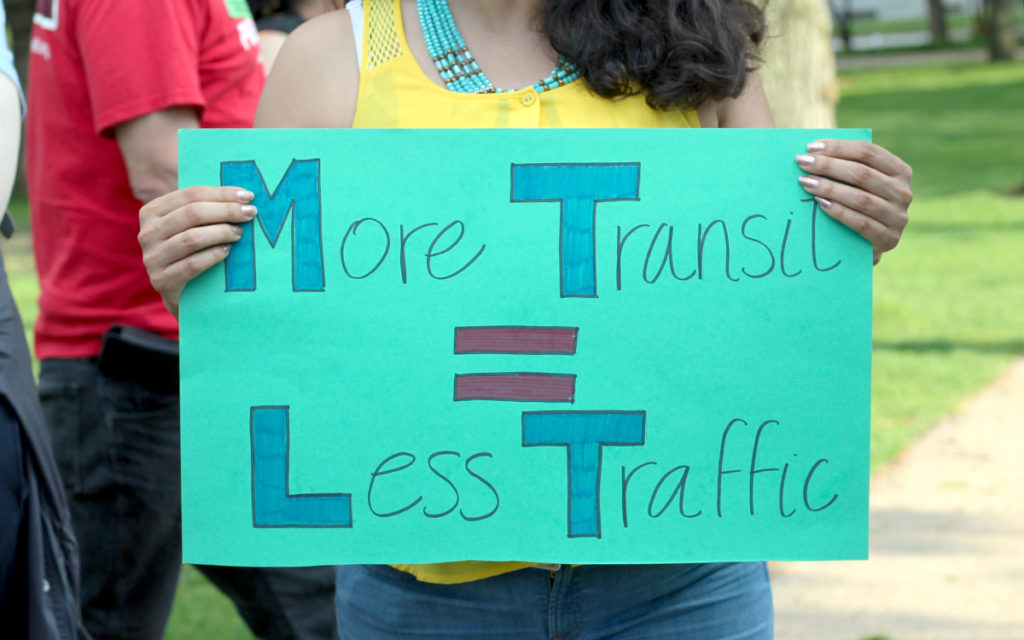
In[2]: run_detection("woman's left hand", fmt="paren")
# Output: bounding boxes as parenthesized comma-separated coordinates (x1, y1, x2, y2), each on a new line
(795, 139, 912, 265)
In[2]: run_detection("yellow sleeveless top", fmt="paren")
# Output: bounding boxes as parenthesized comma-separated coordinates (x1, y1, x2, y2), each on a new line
(351, 0, 698, 584)
(352, 0, 700, 129)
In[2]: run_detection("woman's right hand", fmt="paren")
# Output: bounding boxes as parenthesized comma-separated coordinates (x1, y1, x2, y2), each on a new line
(138, 186, 258, 318)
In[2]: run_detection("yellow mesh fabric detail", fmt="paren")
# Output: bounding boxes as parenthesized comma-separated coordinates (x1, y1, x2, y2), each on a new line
(366, 0, 403, 70)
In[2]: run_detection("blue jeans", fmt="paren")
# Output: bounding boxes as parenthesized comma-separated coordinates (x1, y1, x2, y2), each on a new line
(40, 358, 338, 640)
(335, 563, 772, 639)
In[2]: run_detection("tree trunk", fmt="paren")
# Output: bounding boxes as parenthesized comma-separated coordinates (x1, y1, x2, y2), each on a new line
(5, 0, 34, 197)
(989, 0, 1018, 60)
(827, 0, 852, 52)
(6, 0, 35, 86)
(928, 0, 949, 44)
(758, 0, 838, 128)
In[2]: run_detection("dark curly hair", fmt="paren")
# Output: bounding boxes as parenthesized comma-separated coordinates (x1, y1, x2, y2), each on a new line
(247, 0, 342, 19)
(542, 0, 766, 110)
(247, 0, 288, 19)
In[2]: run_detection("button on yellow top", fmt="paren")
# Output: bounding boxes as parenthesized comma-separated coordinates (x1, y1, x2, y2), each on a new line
(521, 90, 537, 106)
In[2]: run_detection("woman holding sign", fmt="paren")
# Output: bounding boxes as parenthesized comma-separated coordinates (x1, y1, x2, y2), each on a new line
(139, 0, 912, 637)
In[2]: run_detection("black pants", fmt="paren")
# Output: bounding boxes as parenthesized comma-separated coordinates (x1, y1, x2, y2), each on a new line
(40, 358, 338, 640)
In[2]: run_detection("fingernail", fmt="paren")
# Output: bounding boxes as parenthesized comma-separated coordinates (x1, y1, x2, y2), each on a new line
(815, 196, 833, 209)
(795, 154, 815, 166)
(232, 225, 244, 237)
(807, 142, 826, 152)
(798, 176, 819, 189)
(236, 190, 254, 202)
(241, 204, 257, 217)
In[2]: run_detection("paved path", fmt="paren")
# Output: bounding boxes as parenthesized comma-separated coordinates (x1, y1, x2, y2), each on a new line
(771, 358, 1024, 640)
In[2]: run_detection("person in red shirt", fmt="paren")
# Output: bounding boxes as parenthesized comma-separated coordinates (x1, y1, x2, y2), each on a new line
(26, 1, 337, 638)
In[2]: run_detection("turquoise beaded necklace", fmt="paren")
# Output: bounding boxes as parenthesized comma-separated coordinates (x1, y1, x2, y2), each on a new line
(417, 0, 581, 94)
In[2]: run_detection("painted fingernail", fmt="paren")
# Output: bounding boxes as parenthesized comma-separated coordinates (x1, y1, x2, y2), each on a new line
(798, 176, 819, 189)
(815, 196, 834, 209)
(795, 154, 816, 166)
(807, 142, 826, 152)
(241, 204, 257, 217)
(236, 189, 254, 202)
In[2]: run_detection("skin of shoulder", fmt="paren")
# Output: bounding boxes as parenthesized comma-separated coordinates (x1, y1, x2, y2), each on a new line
(254, 9, 360, 129)
(698, 70, 775, 129)
(257, 29, 289, 74)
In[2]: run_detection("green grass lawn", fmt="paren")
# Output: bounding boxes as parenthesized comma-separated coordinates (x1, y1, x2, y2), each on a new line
(835, 61, 1024, 467)
(165, 566, 256, 639)
(4, 59, 1022, 638)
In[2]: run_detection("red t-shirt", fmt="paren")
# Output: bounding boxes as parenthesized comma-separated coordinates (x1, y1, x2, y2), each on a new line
(26, 0, 265, 359)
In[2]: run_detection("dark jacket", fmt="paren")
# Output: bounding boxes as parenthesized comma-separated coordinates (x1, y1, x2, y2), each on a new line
(0, 249, 88, 640)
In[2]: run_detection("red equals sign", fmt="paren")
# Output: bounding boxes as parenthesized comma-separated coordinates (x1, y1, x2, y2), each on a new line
(454, 326, 578, 403)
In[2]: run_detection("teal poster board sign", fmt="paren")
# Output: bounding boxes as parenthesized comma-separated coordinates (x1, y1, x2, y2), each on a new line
(179, 128, 872, 567)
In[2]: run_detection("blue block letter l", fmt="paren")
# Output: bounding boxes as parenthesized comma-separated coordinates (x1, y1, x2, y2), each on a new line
(251, 406, 352, 528)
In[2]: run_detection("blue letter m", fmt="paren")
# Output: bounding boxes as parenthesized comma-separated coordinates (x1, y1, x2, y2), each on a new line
(222, 159, 325, 292)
